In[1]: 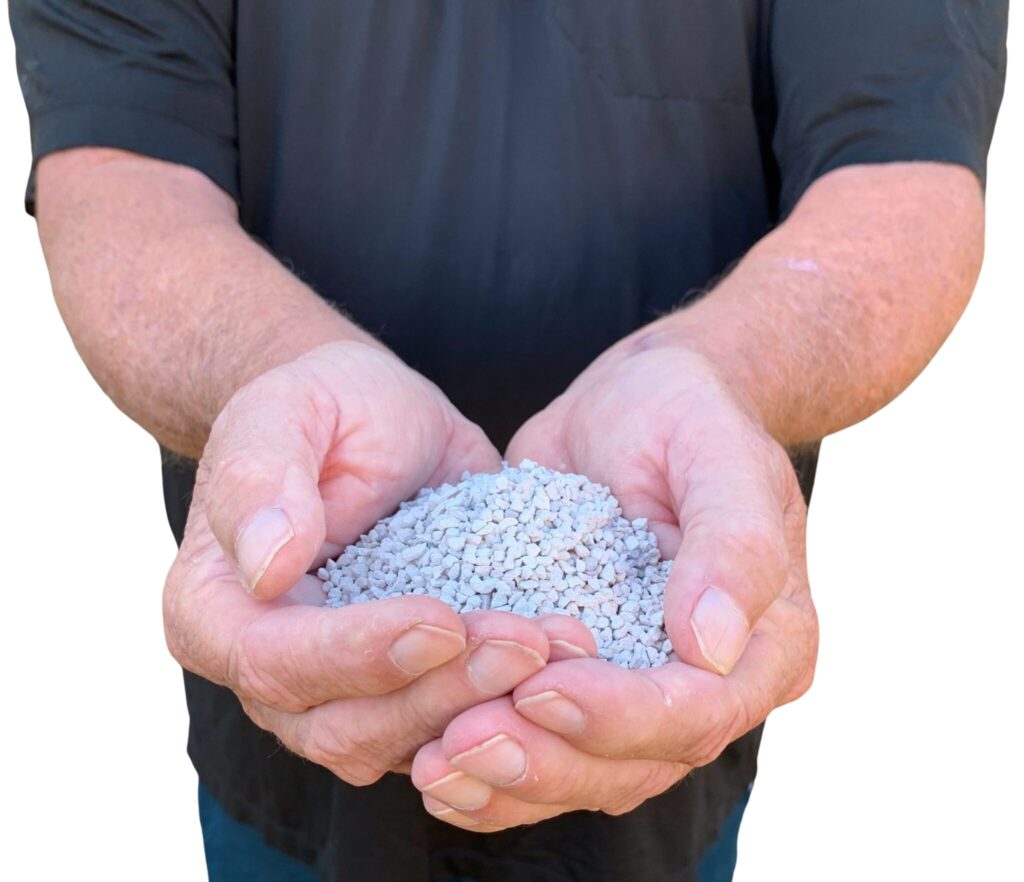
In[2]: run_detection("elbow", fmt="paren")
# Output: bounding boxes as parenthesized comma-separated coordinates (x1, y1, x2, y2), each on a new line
(934, 165, 986, 328)
(808, 160, 986, 326)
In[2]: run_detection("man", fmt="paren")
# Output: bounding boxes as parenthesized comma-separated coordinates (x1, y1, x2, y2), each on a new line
(10, 1, 1006, 880)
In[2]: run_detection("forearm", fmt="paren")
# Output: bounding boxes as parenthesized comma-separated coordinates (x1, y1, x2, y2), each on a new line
(629, 162, 985, 447)
(35, 148, 382, 459)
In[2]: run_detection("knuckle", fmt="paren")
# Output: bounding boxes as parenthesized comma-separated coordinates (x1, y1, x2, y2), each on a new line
(163, 623, 188, 669)
(784, 633, 819, 705)
(445, 815, 508, 834)
(335, 761, 388, 788)
(727, 517, 787, 577)
(208, 453, 256, 505)
(399, 692, 448, 743)
(228, 635, 306, 713)
(300, 715, 388, 787)
(467, 805, 547, 832)
(474, 824, 514, 834)
(775, 597, 819, 705)
(602, 763, 683, 816)
(300, 720, 352, 771)
(788, 664, 816, 704)
(238, 698, 272, 732)
(602, 783, 646, 816)
(162, 565, 209, 674)
(687, 695, 749, 768)
(162, 579, 188, 665)
(688, 733, 729, 770)
(531, 757, 587, 806)
(163, 619, 191, 670)
(516, 760, 597, 810)
(203, 454, 263, 544)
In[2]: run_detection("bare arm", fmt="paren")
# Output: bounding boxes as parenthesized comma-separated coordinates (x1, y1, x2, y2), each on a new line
(36, 147, 586, 788)
(630, 161, 985, 446)
(447, 161, 989, 830)
(35, 147, 382, 459)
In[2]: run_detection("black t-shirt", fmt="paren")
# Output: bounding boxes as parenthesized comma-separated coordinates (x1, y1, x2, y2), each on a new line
(12, 2, 1006, 880)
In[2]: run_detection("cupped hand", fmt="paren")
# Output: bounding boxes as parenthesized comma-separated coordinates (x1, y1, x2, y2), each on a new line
(163, 341, 596, 785)
(412, 343, 818, 829)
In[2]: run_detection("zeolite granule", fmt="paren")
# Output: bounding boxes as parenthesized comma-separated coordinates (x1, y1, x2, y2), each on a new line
(319, 461, 673, 668)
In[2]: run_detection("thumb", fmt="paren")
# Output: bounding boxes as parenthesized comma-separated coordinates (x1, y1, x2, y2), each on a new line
(662, 431, 794, 676)
(201, 388, 327, 601)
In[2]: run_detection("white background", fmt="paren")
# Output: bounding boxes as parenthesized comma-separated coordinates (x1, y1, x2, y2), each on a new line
(1, 10, 1020, 882)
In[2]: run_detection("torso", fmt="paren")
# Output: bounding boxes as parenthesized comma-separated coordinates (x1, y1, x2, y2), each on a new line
(232, 0, 777, 444)
(180, 5, 780, 879)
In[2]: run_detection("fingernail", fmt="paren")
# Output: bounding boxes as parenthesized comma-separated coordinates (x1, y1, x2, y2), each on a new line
(690, 586, 750, 675)
(514, 690, 586, 735)
(423, 794, 479, 825)
(548, 639, 591, 660)
(450, 734, 527, 786)
(389, 624, 467, 675)
(422, 770, 492, 811)
(468, 640, 545, 695)
(235, 508, 294, 592)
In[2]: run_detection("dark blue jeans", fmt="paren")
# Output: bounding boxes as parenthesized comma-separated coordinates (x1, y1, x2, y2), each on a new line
(199, 782, 749, 881)
(199, 784, 318, 882)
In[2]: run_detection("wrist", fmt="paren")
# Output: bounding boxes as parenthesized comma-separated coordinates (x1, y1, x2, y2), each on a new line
(193, 306, 388, 458)
(609, 307, 777, 440)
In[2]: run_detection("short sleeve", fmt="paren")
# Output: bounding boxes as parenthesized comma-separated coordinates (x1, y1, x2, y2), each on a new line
(770, 0, 1008, 215)
(10, 0, 238, 213)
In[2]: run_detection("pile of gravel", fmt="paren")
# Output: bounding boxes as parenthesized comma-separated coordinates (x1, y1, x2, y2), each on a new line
(319, 461, 672, 668)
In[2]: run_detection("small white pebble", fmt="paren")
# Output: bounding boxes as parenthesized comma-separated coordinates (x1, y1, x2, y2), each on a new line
(320, 462, 671, 667)
(401, 543, 428, 563)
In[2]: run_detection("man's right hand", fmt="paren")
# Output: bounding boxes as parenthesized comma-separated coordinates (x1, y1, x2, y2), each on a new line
(163, 341, 597, 786)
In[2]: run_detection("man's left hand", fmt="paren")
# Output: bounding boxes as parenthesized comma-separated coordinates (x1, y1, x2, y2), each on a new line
(409, 340, 819, 829)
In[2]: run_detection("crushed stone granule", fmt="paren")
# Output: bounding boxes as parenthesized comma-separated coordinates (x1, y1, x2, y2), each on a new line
(320, 460, 673, 668)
